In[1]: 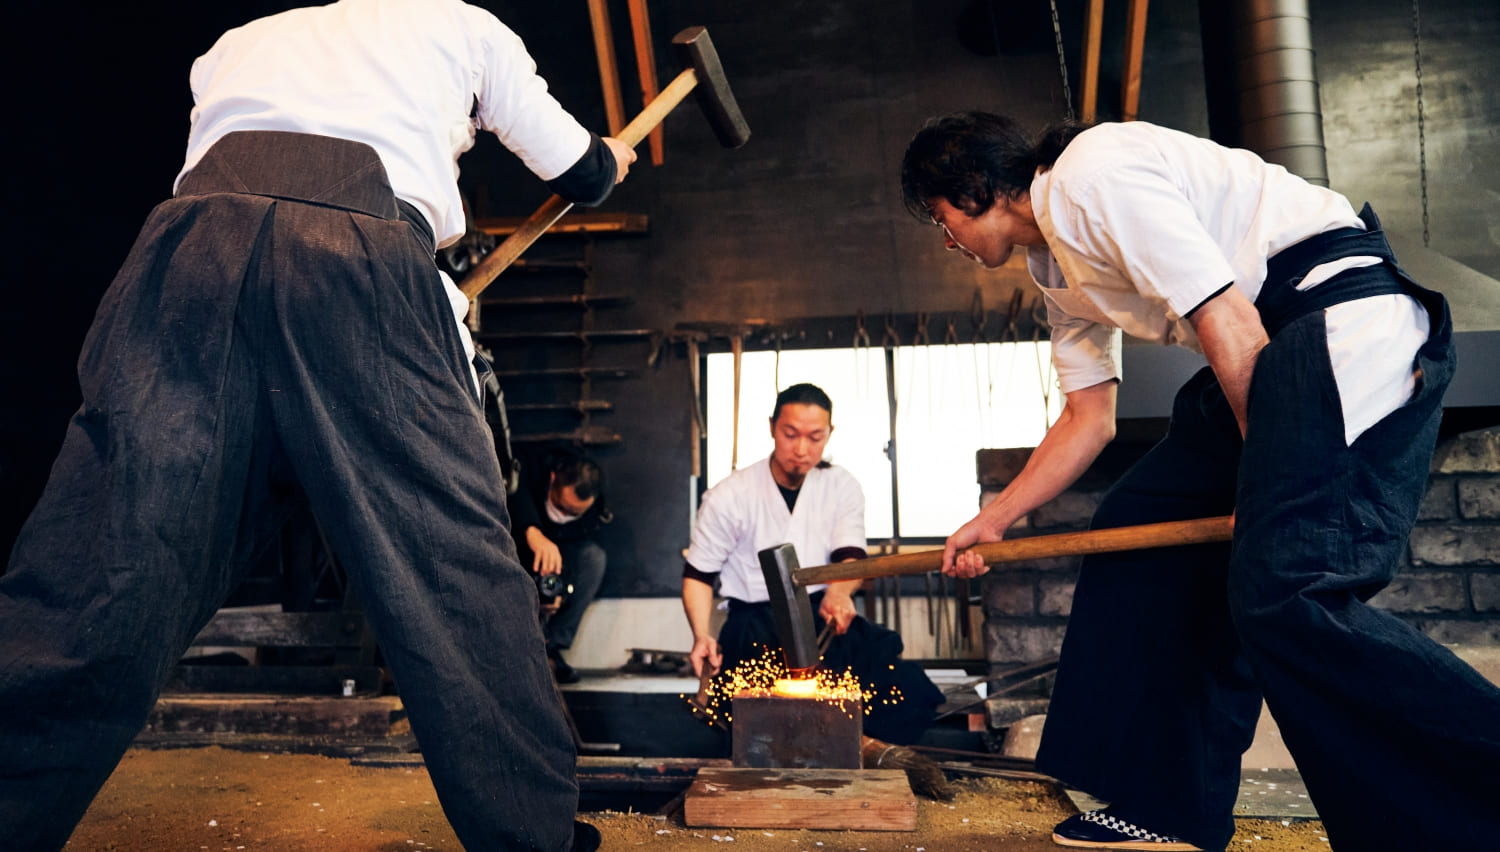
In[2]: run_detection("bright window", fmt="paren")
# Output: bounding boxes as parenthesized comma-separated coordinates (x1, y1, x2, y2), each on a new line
(704, 342, 1062, 540)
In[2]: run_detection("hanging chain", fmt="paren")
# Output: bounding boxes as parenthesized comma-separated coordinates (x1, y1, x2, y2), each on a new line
(1049, 0, 1076, 120)
(1411, 0, 1430, 246)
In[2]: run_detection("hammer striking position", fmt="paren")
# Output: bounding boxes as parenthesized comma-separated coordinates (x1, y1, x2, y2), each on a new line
(902, 113, 1500, 851)
(682, 384, 944, 744)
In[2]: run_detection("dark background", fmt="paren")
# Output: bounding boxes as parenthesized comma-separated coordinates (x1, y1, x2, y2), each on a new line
(5, 0, 1497, 596)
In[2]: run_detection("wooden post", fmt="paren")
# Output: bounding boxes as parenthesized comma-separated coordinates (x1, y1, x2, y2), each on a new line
(627, 0, 665, 165)
(1080, 0, 1105, 122)
(1122, 0, 1150, 121)
(587, 0, 627, 135)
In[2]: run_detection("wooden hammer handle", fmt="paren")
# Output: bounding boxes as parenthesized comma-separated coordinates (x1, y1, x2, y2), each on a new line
(792, 515, 1234, 586)
(459, 70, 700, 299)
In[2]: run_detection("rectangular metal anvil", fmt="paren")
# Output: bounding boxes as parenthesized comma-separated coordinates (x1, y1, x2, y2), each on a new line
(730, 690, 862, 769)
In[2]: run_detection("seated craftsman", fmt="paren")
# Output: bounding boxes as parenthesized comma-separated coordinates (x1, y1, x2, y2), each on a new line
(508, 447, 610, 683)
(681, 382, 944, 744)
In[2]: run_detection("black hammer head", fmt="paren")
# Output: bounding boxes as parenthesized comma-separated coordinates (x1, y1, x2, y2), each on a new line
(758, 543, 821, 675)
(672, 26, 751, 149)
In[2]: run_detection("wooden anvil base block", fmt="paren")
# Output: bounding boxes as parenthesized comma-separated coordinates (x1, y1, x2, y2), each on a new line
(683, 767, 916, 831)
(731, 692, 861, 769)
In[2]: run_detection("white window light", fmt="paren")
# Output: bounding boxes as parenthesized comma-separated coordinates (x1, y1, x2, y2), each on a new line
(704, 341, 1061, 540)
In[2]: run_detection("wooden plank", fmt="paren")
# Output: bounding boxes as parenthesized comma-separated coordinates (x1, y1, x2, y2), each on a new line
(683, 767, 916, 831)
(165, 664, 383, 695)
(143, 693, 400, 739)
(587, 0, 627, 136)
(1121, 0, 1150, 121)
(1080, 0, 1104, 122)
(193, 611, 367, 648)
(471, 212, 649, 237)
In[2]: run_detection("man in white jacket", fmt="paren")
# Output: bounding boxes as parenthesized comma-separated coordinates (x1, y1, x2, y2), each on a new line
(902, 112, 1500, 851)
(683, 383, 944, 745)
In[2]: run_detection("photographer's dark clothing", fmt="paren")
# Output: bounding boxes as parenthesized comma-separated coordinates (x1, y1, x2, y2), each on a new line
(509, 450, 609, 650)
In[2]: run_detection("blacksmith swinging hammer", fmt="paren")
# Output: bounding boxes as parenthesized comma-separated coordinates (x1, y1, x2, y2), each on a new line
(757, 515, 1235, 673)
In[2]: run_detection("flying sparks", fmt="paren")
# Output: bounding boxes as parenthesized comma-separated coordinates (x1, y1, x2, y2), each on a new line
(682, 645, 907, 729)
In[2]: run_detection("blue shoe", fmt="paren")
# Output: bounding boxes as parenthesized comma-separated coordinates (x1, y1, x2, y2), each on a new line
(1052, 809, 1202, 850)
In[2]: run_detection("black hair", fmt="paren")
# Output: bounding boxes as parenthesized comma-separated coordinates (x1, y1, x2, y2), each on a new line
(900, 111, 1091, 220)
(771, 382, 833, 422)
(547, 449, 604, 501)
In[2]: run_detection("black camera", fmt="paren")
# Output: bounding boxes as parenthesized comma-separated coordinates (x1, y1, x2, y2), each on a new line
(537, 573, 573, 602)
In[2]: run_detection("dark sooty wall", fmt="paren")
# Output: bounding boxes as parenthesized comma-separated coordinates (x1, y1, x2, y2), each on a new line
(5, 0, 1497, 597)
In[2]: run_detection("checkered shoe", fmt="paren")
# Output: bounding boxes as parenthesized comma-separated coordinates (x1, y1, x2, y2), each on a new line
(1051, 809, 1203, 850)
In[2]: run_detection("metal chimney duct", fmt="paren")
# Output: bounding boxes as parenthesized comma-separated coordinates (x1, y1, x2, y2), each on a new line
(1200, 0, 1329, 186)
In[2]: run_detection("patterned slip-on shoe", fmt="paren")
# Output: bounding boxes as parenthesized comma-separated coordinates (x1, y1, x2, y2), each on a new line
(1051, 809, 1203, 850)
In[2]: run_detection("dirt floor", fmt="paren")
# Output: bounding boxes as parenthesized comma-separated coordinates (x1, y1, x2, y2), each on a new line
(65, 747, 1336, 851)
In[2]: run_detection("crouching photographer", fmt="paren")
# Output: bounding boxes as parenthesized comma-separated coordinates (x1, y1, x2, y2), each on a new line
(507, 448, 610, 683)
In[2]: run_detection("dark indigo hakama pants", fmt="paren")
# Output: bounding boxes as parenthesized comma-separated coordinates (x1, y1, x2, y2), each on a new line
(1036, 230, 1500, 850)
(0, 132, 577, 851)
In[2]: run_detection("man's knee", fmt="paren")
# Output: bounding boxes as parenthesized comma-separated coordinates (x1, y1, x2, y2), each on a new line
(569, 541, 607, 582)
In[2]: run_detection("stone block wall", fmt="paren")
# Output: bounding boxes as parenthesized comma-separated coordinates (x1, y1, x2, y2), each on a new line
(979, 426, 1500, 667)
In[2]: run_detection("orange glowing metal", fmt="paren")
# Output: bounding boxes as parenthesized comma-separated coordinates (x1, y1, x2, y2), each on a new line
(681, 645, 901, 729)
(771, 677, 819, 698)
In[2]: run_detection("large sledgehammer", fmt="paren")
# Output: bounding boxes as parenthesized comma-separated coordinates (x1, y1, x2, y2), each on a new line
(460, 26, 749, 299)
(759, 516, 1234, 675)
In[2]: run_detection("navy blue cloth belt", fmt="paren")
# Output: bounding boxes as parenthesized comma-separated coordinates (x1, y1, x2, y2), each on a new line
(1255, 203, 1408, 338)
(727, 591, 826, 614)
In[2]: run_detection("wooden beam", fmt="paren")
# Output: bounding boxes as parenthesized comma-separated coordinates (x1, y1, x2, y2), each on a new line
(587, 0, 627, 136)
(626, 0, 664, 165)
(1122, 0, 1150, 121)
(470, 212, 649, 236)
(1080, 0, 1104, 122)
(192, 611, 367, 648)
(683, 768, 916, 831)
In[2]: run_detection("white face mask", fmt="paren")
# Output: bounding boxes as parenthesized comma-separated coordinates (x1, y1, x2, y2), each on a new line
(546, 497, 582, 525)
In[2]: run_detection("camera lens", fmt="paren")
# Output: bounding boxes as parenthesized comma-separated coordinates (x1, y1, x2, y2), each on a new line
(538, 574, 563, 598)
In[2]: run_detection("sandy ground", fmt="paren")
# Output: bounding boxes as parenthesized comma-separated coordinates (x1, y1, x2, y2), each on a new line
(66, 747, 1335, 851)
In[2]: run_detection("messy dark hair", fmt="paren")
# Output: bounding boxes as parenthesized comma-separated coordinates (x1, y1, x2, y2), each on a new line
(900, 111, 1090, 220)
(548, 450, 605, 501)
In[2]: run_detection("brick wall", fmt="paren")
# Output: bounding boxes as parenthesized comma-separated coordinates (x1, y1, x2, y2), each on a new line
(978, 425, 1500, 667)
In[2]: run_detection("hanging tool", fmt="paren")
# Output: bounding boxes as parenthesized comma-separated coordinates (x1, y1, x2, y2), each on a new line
(1031, 295, 1054, 430)
(772, 331, 783, 390)
(970, 288, 991, 440)
(994, 288, 1025, 412)
(460, 26, 750, 299)
(910, 311, 932, 428)
(731, 332, 743, 470)
(1001, 289, 1025, 343)
(852, 310, 872, 396)
(684, 332, 707, 478)
(880, 311, 902, 637)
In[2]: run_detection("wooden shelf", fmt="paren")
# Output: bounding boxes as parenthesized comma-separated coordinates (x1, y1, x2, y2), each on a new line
(472, 212, 648, 236)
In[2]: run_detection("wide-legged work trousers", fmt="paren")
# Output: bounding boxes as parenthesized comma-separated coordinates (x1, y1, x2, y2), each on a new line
(1035, 271, 1500, 850)
(0, 132, 577, 851)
